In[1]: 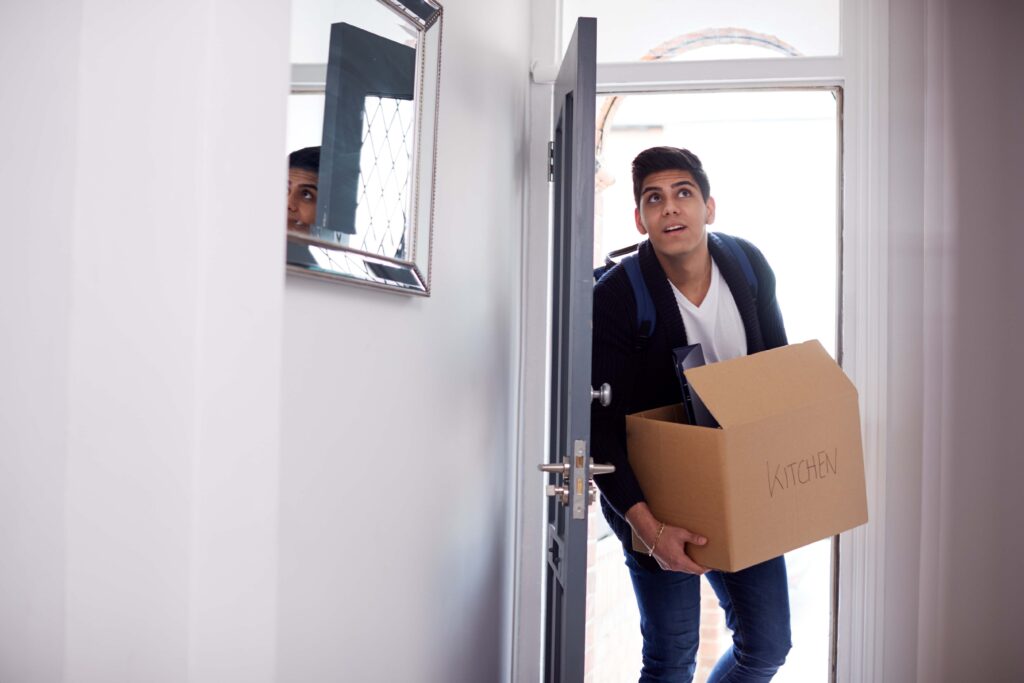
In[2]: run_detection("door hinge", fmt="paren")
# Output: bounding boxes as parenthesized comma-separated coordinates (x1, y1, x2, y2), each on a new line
(547, 141, 555, 182)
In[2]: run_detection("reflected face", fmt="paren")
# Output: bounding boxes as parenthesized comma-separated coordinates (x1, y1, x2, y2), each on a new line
(287, 168, 319, 233)
(634, 170, 715, 260)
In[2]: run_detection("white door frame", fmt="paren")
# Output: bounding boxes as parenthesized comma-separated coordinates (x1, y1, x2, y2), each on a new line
(511, 1, 890, 680)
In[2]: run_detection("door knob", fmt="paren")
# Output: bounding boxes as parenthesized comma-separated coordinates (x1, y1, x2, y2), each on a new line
(591, 383, 612, 407)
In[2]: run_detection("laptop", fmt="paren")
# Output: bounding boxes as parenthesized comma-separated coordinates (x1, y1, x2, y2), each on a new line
(672, 344, 719, 428)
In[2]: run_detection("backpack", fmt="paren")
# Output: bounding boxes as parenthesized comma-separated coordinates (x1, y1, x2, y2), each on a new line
(593, 232, 759, 349)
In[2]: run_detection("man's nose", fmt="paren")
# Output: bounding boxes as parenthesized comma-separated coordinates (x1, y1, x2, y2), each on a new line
(662, 199, 680, 215)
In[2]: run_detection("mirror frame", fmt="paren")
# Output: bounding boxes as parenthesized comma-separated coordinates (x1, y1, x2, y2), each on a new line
(286, 0, 443, 296)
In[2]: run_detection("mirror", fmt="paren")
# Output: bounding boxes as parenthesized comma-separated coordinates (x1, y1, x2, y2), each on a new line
(286, 0, 443, 295)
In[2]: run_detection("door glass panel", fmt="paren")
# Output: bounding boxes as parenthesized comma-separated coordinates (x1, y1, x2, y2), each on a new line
(595, 89, 839, 355)
(587, 87, 839, 683)
(561, 0, 840, 63)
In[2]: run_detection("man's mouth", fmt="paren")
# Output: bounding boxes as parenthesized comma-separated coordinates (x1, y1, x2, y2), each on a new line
(664, 224, 687, 233)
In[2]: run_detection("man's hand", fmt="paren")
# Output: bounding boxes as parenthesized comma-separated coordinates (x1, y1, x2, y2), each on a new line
(648, 524, 709, 574)
(626, 502, 709, 575)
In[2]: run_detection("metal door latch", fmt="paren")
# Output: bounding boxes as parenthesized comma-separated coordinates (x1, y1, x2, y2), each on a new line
(539, 447, 615, 514)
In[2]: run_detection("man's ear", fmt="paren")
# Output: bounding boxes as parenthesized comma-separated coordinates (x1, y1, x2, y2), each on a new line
(705, 197, 716, 225)
(634, 207, 648, 235)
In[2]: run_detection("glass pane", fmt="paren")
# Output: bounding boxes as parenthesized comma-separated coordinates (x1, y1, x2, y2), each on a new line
(595, 89, 839, 356)
(588, 88, 839, 682)
(356, 96, 414, 258)
(288, 93, 417, 256)
(562, 0, 840, 62)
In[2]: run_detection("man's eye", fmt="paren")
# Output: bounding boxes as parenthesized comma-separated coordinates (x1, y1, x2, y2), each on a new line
(303, 190, 316, 201)
(646, 194, 661, 203)
(678, 189, 691, 198)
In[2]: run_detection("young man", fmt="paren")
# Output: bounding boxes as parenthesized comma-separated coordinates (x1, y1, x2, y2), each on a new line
(287, 146, 320, 235)
(591, 147, 792, 683)
(286, 146, 321, 267)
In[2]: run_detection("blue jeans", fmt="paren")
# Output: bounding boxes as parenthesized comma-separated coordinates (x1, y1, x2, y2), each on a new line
(624, 552, 792, 683)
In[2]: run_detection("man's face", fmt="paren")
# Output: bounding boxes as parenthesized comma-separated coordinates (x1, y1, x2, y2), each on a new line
(287, 168, 319, 233)
(634, 169, 715, 260)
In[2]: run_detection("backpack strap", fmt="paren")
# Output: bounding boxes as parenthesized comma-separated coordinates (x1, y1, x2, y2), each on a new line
(621, 253, 656, 348)
(598, 235, 757, 352)
(710, 232, 759, 300)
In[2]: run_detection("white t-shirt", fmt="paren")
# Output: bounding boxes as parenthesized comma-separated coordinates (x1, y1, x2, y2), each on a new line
(670, 260, 748, 363)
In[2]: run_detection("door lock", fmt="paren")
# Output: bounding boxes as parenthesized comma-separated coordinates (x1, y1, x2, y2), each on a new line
(546, 484, 569, 505)
(538, 452, 615, 509)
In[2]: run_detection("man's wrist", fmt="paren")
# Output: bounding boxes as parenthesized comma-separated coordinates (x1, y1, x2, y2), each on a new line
(625, 502, 661, 548)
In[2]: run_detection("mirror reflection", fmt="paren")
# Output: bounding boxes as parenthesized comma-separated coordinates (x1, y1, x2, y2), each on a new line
(285, 0, 442, 294)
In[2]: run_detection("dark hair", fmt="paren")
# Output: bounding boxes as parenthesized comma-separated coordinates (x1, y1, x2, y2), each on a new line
(631, 146, 710, 207)
(289, 146, 321, 174)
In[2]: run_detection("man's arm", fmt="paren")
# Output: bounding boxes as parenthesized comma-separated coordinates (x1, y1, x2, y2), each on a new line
(591, 270, 710, 575)
(626, 501, 709, 574)
(590, 272, 647, 515)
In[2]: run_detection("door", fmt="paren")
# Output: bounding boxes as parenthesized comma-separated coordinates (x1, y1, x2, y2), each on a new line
(540, 17, 605, 683)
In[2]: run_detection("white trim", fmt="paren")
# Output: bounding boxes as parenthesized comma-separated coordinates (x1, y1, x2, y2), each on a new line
(535, 56, 846, 89)
(512, 3, 560, 680)
(834, 0, 889, 680)
(511, 82, 553, 683)
(596, 56, 846, 91)
(290, 63, 327, 90)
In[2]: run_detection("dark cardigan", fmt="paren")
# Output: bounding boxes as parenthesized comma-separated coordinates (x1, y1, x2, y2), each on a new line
(590, 234, 788, 564)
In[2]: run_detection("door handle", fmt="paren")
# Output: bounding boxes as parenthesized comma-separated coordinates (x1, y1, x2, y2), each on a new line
(539, 462, 571, 477)
(591, 383, 612, 407)
(539, 455, 615, 507)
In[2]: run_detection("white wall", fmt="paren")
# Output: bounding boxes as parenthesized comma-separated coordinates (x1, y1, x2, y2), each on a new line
(0, 2, 80, 679)
(1, 0, 289, 681)
(2, 0, 531, 681)
(275, 1, 531, 681)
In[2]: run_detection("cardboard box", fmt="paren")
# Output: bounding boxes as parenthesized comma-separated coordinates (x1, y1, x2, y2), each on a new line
(627, 340, 868, 572)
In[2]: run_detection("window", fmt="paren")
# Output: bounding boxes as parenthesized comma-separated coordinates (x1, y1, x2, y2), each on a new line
(561, 0, 840, 63)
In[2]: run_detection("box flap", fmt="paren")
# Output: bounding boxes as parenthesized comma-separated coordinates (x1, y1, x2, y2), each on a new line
(685, 340, 856, 428)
